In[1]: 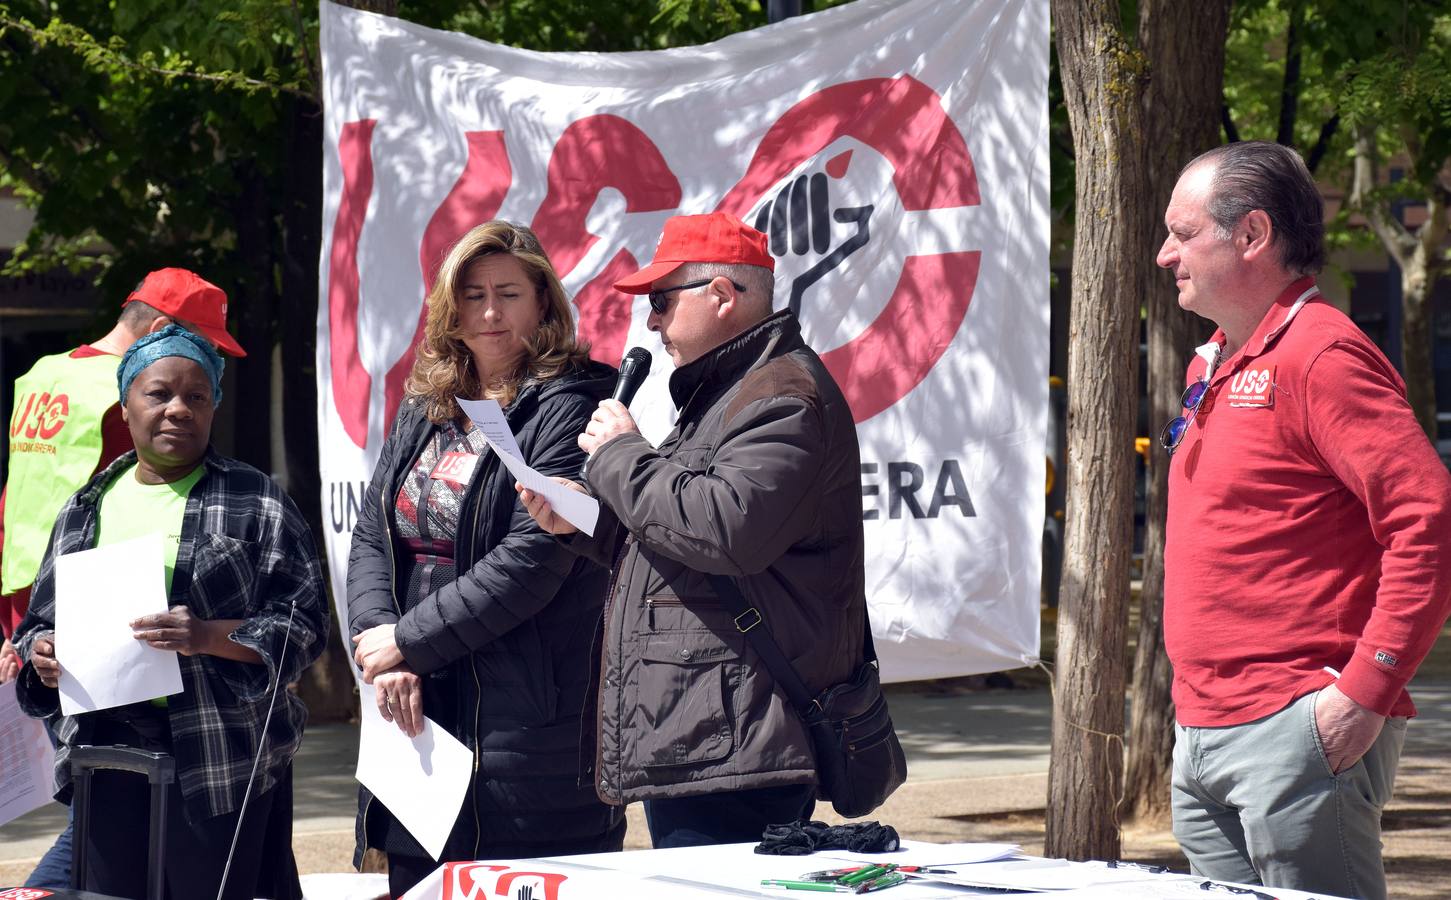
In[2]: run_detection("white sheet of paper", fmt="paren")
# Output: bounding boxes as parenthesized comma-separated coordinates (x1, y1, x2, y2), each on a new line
(455, 397, 523, 460)
(0, 679, 57, 827)
(894, 857, 1167, 891)
(822, 840, 1024, 867)
(1048, 876, 1340, 900)
(457, 397, 600, 537)
(355, 682, 472, 861)
(54, 533, 183, 716)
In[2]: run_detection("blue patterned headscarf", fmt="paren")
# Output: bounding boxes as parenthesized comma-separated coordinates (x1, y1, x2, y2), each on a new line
(118, 324, 225, 405)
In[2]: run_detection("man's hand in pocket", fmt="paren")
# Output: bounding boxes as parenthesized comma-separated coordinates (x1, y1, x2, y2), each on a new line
(1314, 683, 1385, 774)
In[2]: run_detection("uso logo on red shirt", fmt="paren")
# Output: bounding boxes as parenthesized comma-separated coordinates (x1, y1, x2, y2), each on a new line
(1226, 366, 1275, 408)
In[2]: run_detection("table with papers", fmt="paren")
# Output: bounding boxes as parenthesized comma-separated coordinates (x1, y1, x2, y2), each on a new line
(399, 840, 1348, 899)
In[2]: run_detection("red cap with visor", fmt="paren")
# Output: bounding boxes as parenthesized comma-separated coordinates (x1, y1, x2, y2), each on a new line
(123, 268, 246, 357)
(613, 212, 774, 295)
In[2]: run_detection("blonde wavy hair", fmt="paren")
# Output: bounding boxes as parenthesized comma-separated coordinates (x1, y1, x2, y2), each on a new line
(406, 221, 592, 422)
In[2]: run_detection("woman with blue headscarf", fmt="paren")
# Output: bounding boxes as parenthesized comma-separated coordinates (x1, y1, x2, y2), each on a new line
(12, 325, 328, 899)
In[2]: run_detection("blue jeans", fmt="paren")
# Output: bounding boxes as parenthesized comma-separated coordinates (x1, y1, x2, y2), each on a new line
(644, 783, 817, 848)
(26, 719, 72, 889)
(24, 809, 72, 888)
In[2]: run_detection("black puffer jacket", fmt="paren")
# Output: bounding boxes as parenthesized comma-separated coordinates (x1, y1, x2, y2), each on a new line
(347, 361, 623, 863)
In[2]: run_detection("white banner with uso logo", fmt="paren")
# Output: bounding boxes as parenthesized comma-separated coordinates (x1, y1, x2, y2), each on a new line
(317, 0, 1048, 681)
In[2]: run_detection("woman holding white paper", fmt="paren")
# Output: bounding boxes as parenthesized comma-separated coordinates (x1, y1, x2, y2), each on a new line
(347, 221, 622, 893)
(11, 326, 327, 899)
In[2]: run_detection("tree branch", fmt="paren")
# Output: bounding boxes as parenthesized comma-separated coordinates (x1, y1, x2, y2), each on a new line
(1, 30, 113, 146)
(1348, 124, 1416, 266)
(289, 0, 322, 106)
(0, 13, 313, 100)
(1304, 114, 1339, 174)
(0, 143, 56, 196)
(1416, 186, 1449, 277)
(1221, 102, 1240, 143)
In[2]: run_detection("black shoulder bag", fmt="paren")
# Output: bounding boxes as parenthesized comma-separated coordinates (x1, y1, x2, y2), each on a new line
(707, 573, 907, 818)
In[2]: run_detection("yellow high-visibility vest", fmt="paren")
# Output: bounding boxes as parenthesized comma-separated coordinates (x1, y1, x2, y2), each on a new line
(2, 350, 121, 593)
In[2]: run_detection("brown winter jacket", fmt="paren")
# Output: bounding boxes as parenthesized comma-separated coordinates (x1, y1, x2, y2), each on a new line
(572, 310, 866, 805)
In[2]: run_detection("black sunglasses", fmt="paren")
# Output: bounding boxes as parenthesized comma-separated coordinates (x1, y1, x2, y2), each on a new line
(1159, 378, 1210, 454)
(648, 278, 746, 315)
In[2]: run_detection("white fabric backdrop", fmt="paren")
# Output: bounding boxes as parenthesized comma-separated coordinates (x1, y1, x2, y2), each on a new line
(317, 0, 1049, 681)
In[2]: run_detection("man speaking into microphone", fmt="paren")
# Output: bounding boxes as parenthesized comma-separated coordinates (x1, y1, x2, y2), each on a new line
(520, 211, 868, 847)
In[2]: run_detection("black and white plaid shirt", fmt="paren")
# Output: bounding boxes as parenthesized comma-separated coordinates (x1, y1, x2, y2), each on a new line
(14, 448, 328, 823)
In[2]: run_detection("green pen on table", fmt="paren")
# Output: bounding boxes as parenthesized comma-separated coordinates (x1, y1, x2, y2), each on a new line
(854, 871, 909, 893)
(760, 879, 855, 892)
(839, 865, 893, 885)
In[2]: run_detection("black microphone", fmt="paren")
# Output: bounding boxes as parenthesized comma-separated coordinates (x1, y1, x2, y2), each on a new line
(612, 346, 653, 406)
(582, 348, 651, 485)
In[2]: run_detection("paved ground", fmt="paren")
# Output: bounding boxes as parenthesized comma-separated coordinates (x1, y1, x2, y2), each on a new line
(3, 678, 1448, 898)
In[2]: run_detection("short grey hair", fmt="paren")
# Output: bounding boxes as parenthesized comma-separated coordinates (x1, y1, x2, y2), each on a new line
(675, 262, 775, 314)
(119, 299, 205, 342)
(1183, 141, 1325, 276)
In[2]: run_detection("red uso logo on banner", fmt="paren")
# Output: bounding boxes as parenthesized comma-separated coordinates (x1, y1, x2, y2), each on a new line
(327, 76, 978, 448)
(440, 862, 568, 900)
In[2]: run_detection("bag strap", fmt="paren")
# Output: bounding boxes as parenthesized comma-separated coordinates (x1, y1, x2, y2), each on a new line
(705, 573, 876, 720)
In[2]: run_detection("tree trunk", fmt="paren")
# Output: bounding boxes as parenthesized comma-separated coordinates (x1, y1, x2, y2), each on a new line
(1348, 125, 1445, 444)
(1124, 0, 1230, 825)
(1401, 243, 1441, 442)
(1046, 0, 1149, 861)
(230, 161, 277, 476)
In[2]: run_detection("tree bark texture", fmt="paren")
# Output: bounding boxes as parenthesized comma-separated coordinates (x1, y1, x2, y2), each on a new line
(1124, 0, 1231, 825)
(1399, 181, 1447, 441)
(1046, 0, 1150, 861)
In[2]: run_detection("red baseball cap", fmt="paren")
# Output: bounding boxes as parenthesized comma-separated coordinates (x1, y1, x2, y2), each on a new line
(124, 268, 246, 357)
(613, 212, 775, 295)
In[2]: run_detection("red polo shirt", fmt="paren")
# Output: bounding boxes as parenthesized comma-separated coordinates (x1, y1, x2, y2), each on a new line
(1165, 277, 1451, 727)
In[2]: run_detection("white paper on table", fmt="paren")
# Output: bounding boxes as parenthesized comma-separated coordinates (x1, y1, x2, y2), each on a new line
(897, 857, 1176, 891)
(54, 533, 183, 716)
(822, 840, 1023, 867)
(1045, 873, 1346, 899)
(457, 397, 600, 537)
(0, 679, 57, 827)
(1046, 881, 1219, 899)
(455, 397, 523, 460)
(355, 681, 472, 861)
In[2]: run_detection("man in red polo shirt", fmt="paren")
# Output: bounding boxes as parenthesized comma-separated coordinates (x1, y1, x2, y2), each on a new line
(1157, 141, 1451, 900)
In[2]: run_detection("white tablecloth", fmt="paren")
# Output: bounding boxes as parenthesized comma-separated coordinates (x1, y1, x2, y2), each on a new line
(399, 839, 1345, 899)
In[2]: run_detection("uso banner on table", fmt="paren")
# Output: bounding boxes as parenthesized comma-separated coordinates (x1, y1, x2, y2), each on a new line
(318, 0, 1048, 681)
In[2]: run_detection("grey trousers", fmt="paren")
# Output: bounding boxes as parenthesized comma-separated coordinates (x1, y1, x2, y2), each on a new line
(1172, 690, 1407, 900)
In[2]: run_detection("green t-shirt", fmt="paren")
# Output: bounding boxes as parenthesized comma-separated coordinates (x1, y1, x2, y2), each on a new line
(97, 463, 206, 595)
